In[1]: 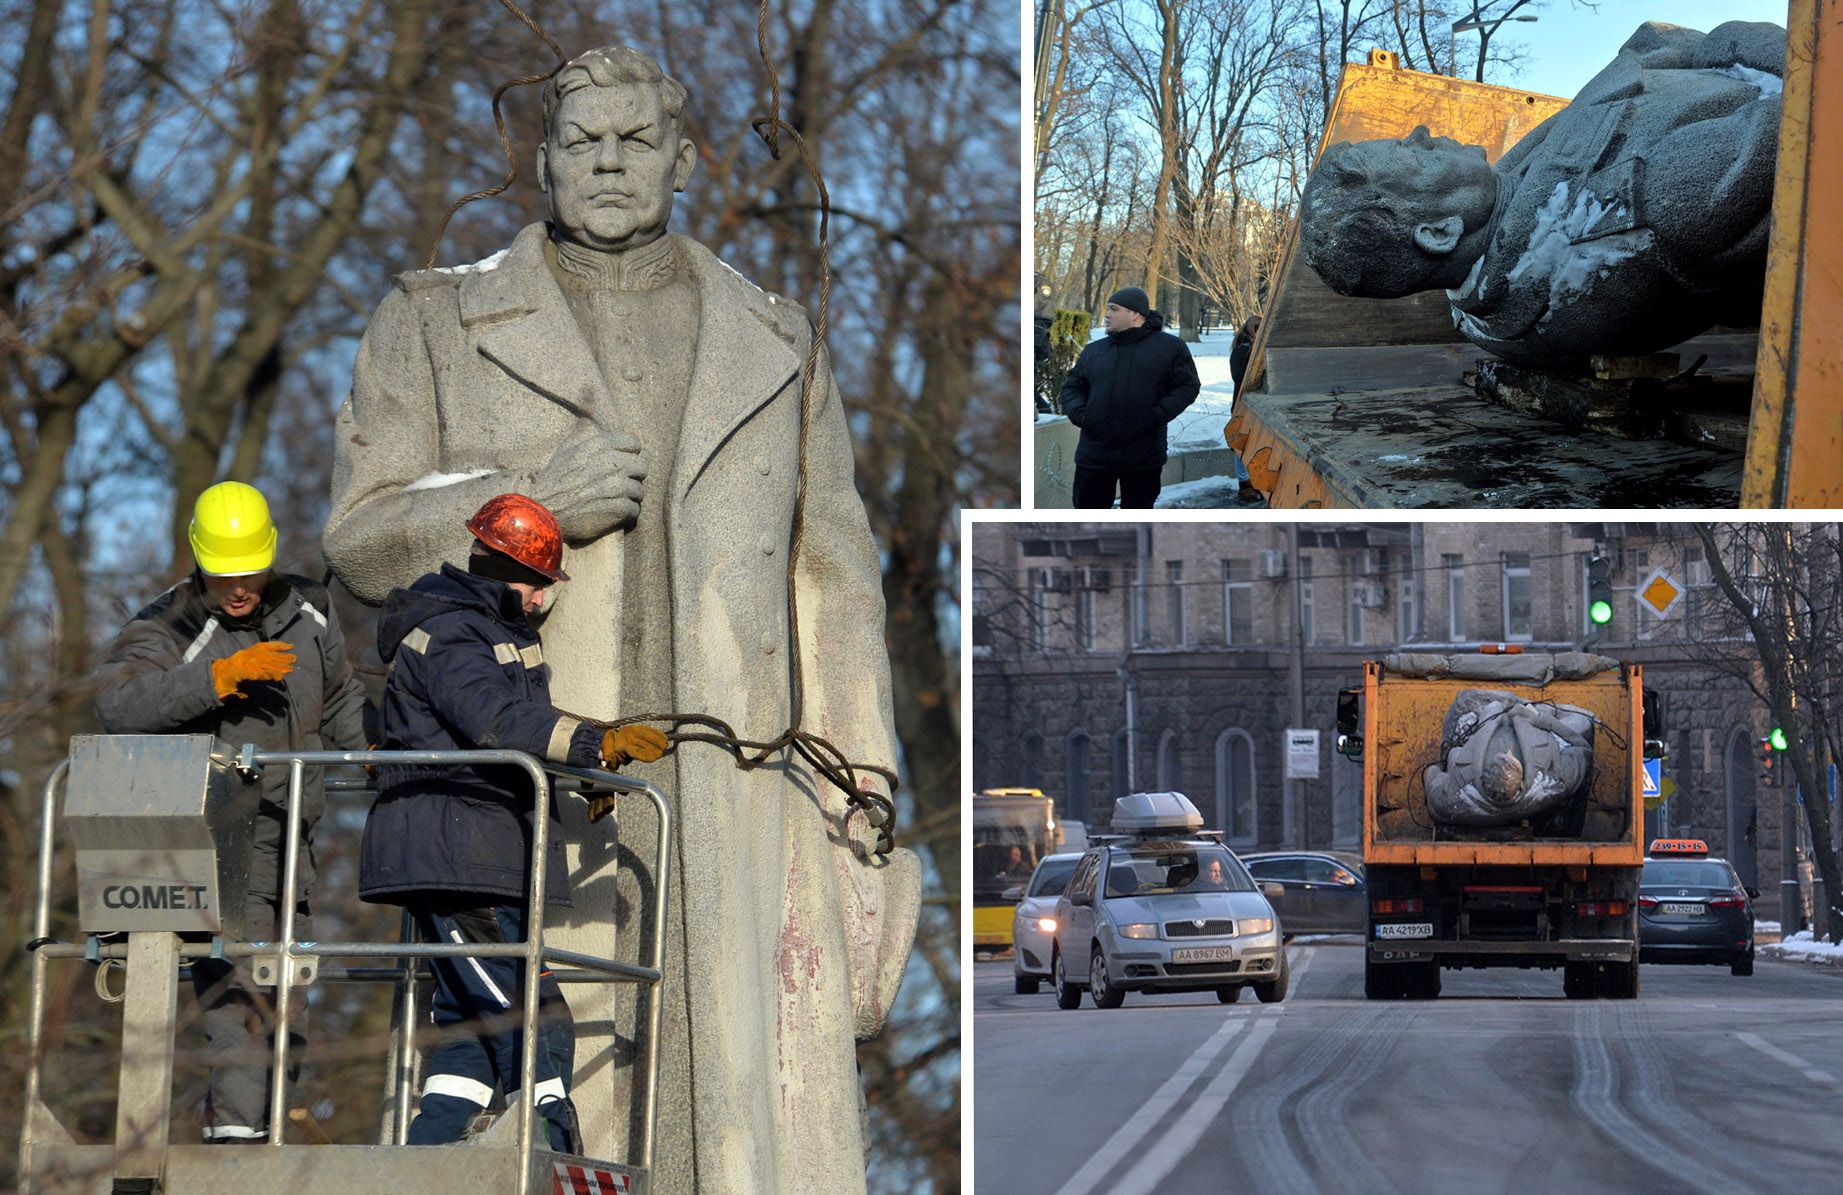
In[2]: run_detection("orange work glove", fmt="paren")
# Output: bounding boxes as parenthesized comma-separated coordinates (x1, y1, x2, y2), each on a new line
(601, 725, 669, 770)
(211, 641, 296, 700)
(588, 725, 671, 823)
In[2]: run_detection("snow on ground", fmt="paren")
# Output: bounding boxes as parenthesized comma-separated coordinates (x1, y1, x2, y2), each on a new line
(1169, 327, 1242, 452)
(1154, 475, 1245, 509)
(1760, 929, 1843, 966)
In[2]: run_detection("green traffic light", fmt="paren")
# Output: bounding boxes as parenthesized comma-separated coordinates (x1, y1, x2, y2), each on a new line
(1770, 727, 1788, 750)
(1589, 599, 1612, 625)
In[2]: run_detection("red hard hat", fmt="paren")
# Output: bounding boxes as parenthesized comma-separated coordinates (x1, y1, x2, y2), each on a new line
(465, 494, 569, 582)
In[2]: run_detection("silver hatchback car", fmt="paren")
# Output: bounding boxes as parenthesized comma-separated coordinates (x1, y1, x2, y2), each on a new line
(1051, 794, 1288, 1009)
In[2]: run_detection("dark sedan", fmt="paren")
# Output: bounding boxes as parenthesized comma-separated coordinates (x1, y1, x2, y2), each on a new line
(1638, 841, 1757, 976)
(1238, 851, 1366, 936)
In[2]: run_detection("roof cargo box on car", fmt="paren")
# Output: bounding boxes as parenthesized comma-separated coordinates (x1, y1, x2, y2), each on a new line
(1112, 792, 1205, 835)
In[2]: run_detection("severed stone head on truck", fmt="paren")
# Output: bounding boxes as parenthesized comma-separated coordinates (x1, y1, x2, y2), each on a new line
(1298, 20, 1785, 365)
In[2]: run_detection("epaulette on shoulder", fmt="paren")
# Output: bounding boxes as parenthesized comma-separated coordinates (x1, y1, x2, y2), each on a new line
(754, 289, 813, 350)
(394, 267, 463, 294)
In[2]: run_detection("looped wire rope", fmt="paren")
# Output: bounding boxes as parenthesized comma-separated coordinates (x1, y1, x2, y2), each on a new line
(395, 0, 898, 854)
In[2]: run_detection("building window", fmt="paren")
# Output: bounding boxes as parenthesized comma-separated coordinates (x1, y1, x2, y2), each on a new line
(1347, 575, 1365, 645)
(1031, 569, 1051, 652)
(1167, 560, 1185, 646)
(1077, 586, 1097, 652)
(972, 579, 993, 651)
(1066, 733, 1092, 825)
(1446, 553, 1466, 641)
(1299, 555, 1315, 643)
(1396, 558, 1417, 642)
(1214, 729, 1258, 845)
(1222, 559, 1252, 644)
(1130, 562, 1148, 647)
(1502, 552, 1532, 641)
(1156, 730, 1180, 793)
(1020, 732, 1044, 790)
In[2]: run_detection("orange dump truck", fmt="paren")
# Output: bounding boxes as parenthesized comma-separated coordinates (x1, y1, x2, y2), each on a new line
(1339, 651, 1654, 1000)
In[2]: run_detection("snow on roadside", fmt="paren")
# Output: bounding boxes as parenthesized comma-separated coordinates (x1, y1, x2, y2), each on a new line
(1760, 929, 1843, 966)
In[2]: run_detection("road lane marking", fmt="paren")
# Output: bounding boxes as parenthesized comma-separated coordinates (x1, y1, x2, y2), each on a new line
(1737, 1031, 1839, 1086)
(1108, 1012, 1283, 1195)
(1047, 1014, 1253, 1195)
(1050, 947, 1315, 1195)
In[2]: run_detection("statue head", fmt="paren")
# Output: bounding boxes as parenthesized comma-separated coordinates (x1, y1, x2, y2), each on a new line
(538, 46, 697, 252)
(1299, 126, 1497, 298)
(1480, 750, 1526, 806)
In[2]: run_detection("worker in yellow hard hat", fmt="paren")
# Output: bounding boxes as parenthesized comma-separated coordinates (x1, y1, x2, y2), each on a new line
(93, 479, 369, 1143)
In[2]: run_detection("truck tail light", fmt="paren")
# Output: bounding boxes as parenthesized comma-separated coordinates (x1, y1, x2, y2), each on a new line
(1576, 900, 1630, 917)
(1372, 898, 1423, 914)
(1709, 895, 1746, 909)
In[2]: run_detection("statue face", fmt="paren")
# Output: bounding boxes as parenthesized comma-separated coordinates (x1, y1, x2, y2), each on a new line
(1301, 126, 1497, 297)
(540, 83, 696, 252)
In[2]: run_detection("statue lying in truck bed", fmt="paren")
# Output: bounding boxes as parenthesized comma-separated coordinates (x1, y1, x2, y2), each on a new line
(1423, 689, 1597, 829)
(1299, 20, 1785, 365)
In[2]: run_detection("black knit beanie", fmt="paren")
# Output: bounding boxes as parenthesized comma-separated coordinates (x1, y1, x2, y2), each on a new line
(1107, 286, 1151, 319)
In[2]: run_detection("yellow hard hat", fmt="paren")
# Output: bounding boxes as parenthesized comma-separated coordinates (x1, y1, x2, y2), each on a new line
(189, 481, 277, 576)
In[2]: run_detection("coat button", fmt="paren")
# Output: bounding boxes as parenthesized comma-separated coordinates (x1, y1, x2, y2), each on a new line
(754, 454, 771, 476)
(622, 365, 643, 382)
(760, 536, 775, 556)
(761, 632, 777, 655)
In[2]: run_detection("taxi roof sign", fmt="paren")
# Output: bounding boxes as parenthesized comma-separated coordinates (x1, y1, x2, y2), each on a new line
(1647, 838, 1708, 857)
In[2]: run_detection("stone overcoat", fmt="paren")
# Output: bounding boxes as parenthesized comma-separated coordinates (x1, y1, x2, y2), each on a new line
(324, 223, 920, 1192)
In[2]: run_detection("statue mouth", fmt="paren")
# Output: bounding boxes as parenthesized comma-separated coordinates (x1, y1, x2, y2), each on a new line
(590, 191, 635, 207)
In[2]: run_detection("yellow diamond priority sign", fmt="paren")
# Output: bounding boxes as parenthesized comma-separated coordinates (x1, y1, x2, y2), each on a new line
(1637, 569, 1684, 618)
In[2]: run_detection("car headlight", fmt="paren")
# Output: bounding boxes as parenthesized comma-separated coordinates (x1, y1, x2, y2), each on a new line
(1036, 917, 1057, 933)
(1118, 923, 1159, 940)
(1239, 918, 1274, 937)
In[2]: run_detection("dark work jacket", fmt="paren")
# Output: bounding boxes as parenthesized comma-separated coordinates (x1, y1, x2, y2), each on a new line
(93, 573, 369, 901)
(359, 564, 599, 907)
(1231, 331, 1255, 398)
(1060, 313, 1202, 469)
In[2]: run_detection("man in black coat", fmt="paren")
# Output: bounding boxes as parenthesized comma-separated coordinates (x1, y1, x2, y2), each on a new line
(361, 493, 665, 1152)
(1060, 286, 1201, 509)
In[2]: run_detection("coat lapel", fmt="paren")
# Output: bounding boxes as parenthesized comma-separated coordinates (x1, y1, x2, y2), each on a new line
(674, 237, 802, 499)
(459, 223, 613, 424)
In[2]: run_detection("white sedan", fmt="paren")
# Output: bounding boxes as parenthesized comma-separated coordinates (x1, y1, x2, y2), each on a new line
(1010, 853, 1085, 994)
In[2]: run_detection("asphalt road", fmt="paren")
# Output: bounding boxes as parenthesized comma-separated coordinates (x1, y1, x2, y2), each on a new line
(972, 942, 1843, 1195)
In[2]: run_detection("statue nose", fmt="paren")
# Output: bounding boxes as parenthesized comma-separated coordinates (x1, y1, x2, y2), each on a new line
(595, 140, 625, 171)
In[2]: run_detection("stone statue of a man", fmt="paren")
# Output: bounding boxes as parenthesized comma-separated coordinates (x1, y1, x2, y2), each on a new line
(324, 45, 921, 1195)
(1299, 21, 1785, 365)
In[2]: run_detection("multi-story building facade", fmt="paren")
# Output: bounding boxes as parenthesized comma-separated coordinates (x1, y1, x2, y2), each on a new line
(971, 522, 1801, 916)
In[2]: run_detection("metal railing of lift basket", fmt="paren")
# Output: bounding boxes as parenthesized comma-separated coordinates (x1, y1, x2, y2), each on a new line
(21, 747, 671, 1195)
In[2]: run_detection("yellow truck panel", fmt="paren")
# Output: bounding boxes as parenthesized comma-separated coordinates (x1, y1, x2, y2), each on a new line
(1362, 660, 1645, 867)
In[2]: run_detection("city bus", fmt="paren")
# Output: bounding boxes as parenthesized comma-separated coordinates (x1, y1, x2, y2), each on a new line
(972, 788, 1064, 951)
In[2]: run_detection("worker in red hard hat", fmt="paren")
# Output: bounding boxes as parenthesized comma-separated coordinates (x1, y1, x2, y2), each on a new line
(358, 493, 666, 1152)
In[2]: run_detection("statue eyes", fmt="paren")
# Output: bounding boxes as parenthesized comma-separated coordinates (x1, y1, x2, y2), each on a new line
(564, 133, 656, 155)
